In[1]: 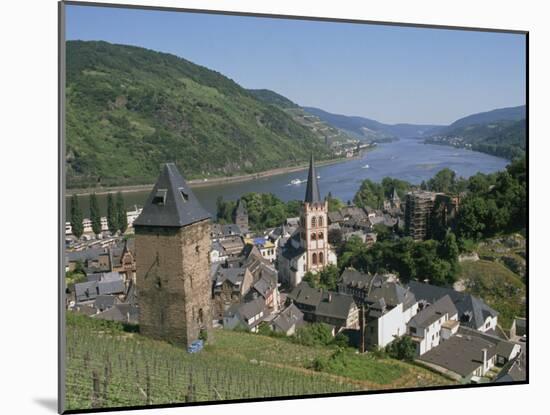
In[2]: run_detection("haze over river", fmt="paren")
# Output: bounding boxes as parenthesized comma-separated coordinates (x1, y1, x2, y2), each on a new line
(66, 138, 509, 218)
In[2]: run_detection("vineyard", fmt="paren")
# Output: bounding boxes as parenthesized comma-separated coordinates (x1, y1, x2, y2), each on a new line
(65, 314, 453, 411)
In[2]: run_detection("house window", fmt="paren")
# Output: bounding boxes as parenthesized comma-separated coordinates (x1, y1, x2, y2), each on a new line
(312, 253, 317, 265)
(410, 327, 417, 334)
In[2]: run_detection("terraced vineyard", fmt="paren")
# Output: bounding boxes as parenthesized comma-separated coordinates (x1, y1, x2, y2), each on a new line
(65, 314, 454, 411)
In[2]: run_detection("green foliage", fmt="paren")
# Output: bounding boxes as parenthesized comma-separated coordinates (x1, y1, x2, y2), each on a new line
(380, 177, 411, 199)
(459, 260, 525, 330)
(106, 193, 118, 234)
(70, 194, 84, 238)
(198, 329, 208, 342)
(327, 192, 345, 212)
(66, 41, 330, 189)
(456, 157, 526, 240)
(385, 336, 416, 361)
(66, 261, 87, 286)
(256, 322, 272, 336)
(116, 192, 128, 234)
(353, 179, 385, 209)
(89, 193, 102, 235)
(294, 323, 335, 347)
(302, 265, 340, 291)
(216, 192, 301, 231)
(338, 235, 458, 285)
(309, 348, 406, 384)
(427, 168, 457, 193)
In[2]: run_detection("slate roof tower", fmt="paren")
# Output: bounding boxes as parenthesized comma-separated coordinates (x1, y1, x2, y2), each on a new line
(134, 163, 213, 347)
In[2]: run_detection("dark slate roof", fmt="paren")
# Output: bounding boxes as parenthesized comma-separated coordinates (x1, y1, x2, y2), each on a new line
(281, 238, 306, 261)
(407, 280, 498, 330)
(238, 297, 266, 322)
(75, 281, 99, 302)
(214, 267, 247, 287)
(98, 279, 125, 295)
(272, 304, 304, 333)
(67, 247, 105, 263)
(133, 163, 211, 228)
(368, 281, 416, 310)
(418, 330, 498, 377)
(94, 303, 139, 325)
(494, 350, 526, 383)
(288, 282, 323, 307)
(252, 274, 277, 299)
(304, 154, 321, 203)
(340, 268, 373, 288)
(409, 295, 457, 328)
(514, 317, 526, 337)
(94, 295, 118, 311)
(316, 292, 356, 320)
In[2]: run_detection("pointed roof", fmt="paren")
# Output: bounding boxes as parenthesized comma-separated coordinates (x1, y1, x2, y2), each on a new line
(133, 163, 211, 228)
(235, 198, 247, 216)
(392, 188, 400, 201)
(304, 154, 321, 203)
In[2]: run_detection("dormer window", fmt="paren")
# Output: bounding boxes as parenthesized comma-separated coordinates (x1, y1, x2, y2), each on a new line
(180, 188, 189, 202)
(152, 189, 167, 205)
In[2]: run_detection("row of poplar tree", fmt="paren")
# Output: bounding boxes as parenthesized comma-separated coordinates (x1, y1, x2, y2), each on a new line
(70, 192, 128, 238)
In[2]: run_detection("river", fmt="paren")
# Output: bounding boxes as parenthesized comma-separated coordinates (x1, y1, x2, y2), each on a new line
(65, 138, 509, 218)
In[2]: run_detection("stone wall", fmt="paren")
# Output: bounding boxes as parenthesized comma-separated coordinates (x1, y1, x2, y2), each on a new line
(135, 219, 213, 347)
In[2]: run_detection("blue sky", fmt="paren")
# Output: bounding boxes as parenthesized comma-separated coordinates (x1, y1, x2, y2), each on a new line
(66, 5, 526, 125)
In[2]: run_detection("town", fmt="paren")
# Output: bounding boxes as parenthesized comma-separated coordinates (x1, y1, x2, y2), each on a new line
(65, 156, 526, 387)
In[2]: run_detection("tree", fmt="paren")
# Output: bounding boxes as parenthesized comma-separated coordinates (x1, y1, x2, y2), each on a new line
(106, 193, 118, 234)
(327, 192, 344, 212)
(386, 336, 416, 361)
(353, 179, 384, 209)
(89, 193, 102, 235)
(427, 168, 457, 193)
(116, 192, 128, 234)
(328, 227, 343, 248)
(70, 194, 84, 239)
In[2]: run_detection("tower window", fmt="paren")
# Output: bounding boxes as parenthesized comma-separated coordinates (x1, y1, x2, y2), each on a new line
(312, 253, 317, 265)
(318, 216, 324, 227)
(319, 252, 324, 265)
(311, 233, 317, 241)
(318, 231, 324, 240)
(311, 217, 317, 227)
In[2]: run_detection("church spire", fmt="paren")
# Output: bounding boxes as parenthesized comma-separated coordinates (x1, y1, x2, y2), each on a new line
(304, 154, 321, 203)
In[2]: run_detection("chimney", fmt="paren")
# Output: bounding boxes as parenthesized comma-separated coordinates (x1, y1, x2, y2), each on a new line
(481, 348, 488, 372)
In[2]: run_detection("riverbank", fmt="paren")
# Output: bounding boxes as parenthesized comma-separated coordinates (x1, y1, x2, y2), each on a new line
(66, 154, 362, 196)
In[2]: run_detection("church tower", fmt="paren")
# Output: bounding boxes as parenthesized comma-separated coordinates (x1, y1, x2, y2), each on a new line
(300, 155, 330, 273)
(134, 163, 213, 347)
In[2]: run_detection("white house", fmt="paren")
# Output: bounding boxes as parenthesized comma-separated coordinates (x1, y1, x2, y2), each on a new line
(408, 295, 458, 356)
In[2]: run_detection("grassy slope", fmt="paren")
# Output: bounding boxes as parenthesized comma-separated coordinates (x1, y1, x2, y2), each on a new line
(459, 260, 526, 330)
(66, 41, 330, 188)
(65, 314, 453, 410)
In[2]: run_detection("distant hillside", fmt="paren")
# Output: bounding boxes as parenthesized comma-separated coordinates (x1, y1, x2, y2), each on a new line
(426, 119, 526, 160)
(65, 41, 330, 189)
(443, 105, 526, 133)
(249, 89, 357, 146)
(303, 107, 443, 141)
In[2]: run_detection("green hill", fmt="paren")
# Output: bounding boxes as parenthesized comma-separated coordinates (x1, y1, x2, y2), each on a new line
(65, 41, 330, 189)
(426, 119, 526, 160)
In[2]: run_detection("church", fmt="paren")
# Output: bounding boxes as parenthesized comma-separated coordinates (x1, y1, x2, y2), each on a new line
(278, 155, 337, 288)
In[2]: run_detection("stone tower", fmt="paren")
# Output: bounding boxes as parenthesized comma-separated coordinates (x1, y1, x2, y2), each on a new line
(133, 163, 213, 347)
(232, 198, 249, 230)
(300, 155, 330, 273)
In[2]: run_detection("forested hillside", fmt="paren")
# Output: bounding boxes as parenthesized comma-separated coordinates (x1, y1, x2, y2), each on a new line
(66, 41, 330, 188)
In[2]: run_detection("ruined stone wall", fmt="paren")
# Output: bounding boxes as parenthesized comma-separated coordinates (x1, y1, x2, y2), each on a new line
(135, 219, 213, 347)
